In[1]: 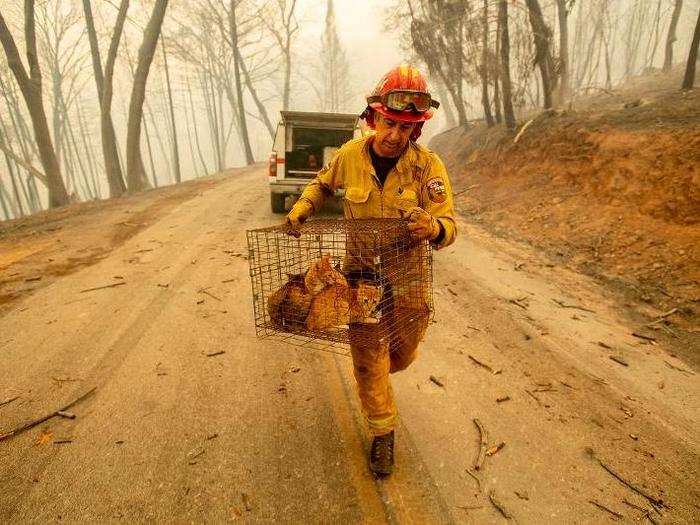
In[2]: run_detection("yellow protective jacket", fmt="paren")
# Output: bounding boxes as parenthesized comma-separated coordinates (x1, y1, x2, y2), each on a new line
(293, 135, 457, 250)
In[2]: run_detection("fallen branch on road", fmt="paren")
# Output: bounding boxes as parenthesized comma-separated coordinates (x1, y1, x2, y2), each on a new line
(509, 297, 529, 310)
(0, 387, 96, 442)
(609, 355, 629, 367)
(587, 448, 665, 510)
(80, 282, 126, 294)
(488, 490, 513, 519)
(485, 442, 506, 456)
(589, 499, 623, 520)
(198, 287, 222, 302)
(468, 355, 501, 374)
(622, 498, 658, 524)
(631, 332, 656, 343)
(0, 396, 19, 408)
(654, 308, 678, 320)
(473, 418, 488, 471)
(663, 360, 694, 375)
(525, 389, 543, 406)
(429, 375, 445, 388)
(552, 298, 595, 313)
(465, 468, 482, 492)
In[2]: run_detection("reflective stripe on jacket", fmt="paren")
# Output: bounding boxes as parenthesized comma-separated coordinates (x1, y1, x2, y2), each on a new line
(294, 135, 457, 250)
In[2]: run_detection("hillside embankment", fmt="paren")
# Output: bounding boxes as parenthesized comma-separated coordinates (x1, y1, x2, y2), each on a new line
(430, 74, 699, 353)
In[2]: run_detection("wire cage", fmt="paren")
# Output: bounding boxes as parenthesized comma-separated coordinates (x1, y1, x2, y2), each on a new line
(246, 218, 434, 355)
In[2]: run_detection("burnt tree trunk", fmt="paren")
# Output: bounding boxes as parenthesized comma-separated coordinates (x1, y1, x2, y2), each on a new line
(237, 45, 275, 138)
(160, 35, 181, 182)
(187, 77, 209, 175)
(75, 101, 101, 198)
(0, 115, 26, 216)
(82, 0, 128, 197)
(228, 0, 254, 165)
(664, 0, 683, 71)
(498, 0, 516, 130)
(555, 0, 570, 102)
(199, 71, 221, 172)
(142, 116, 158, 187)
(493, 16, 503, 124)
(435, 82, 456, 129)
(0, 178, 10, 219)
(0, 2, 69, 207)
(525, 0, 556, 109)
(0, 73, 39, 211)
(125, 0, 168, 192)
(682, 7, 700, 89)
(481, 0, 494, 127)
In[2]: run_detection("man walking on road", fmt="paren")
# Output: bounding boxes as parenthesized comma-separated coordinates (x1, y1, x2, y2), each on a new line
(286, 65, 457, 476)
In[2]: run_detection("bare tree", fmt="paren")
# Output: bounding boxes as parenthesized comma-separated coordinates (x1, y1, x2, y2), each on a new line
(622, 1, 655, 79)
(82, 0, 128, 197)
(434, 81, 456, 129)
(320, 0, 351, 112)
(498, 0, 516, 130)
(264, 0, 298, 111)
(172, 1, 269, 164)
(682, 7, 700, 89)
(0, 2, 69, 207)
(185, 74, 210, 174)
(480, 0, 494, 127)
(664, 0, 684, 71)
(525, 0, 557, 109)
(228, 0, 254, 164)
(407, 0, 469, 125)
(555, 0, 571, 102)
(36, 1, 95, 201)
(0, 67, 40, 211)
(643, 0, 663, 69)
(125, 0, 169, 192)
(160, 35, 182, 181)
(492, 17, 503, 124)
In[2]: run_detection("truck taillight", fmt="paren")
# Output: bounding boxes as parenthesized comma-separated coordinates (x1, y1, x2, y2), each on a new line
(268, 153, 277, 179)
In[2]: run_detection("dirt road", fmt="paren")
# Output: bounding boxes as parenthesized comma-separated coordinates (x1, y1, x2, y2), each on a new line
(1, 167, 697, 523)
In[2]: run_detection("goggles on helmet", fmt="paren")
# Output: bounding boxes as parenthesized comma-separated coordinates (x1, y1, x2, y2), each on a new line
(367, 90, 440, 113)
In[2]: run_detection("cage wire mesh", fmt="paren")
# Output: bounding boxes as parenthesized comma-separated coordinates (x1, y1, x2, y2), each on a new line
(247, 218, 434, 356)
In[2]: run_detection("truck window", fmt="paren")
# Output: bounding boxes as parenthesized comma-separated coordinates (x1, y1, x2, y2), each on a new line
(286, 127, 353, 176)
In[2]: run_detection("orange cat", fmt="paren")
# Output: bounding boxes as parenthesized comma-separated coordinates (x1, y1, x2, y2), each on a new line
(267, 273, 312, 327)
(306, 282, 382, 331)
(304, 254, 347, 295)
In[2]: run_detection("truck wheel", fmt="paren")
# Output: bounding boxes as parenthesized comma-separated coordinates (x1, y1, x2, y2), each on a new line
(271, 193, 286, 213)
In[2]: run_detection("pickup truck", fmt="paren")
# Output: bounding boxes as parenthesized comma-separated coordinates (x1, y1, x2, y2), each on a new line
(268, 111, 362, 213)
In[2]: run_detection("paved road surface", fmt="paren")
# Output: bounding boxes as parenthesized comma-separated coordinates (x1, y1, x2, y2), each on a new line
(1, 167, 697, 523)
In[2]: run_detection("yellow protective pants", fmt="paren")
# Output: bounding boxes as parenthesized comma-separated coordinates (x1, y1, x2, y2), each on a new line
(349, 314, 427, 436)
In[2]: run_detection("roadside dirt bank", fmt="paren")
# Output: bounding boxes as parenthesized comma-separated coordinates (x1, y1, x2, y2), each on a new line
(430, 86, 699, 367)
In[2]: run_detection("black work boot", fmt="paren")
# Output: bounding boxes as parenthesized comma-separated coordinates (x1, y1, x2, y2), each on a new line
(369, 430, 395, 477)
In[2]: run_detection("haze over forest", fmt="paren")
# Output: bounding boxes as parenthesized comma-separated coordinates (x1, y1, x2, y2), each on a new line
(0, 0, 698, 218)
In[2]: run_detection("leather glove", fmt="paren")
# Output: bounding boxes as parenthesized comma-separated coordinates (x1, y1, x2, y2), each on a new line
(285, 199, 314, 237)
(406, 207, 441, 241)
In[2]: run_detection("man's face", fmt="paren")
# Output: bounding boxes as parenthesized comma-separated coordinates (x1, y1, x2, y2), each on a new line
(372, 114, 416, 158)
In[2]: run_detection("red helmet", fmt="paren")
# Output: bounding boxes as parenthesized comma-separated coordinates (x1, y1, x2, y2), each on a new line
(361, 65, 439, 140)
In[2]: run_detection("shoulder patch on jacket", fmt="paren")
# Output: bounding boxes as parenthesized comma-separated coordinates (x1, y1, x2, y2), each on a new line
(426, 177, 447, 203)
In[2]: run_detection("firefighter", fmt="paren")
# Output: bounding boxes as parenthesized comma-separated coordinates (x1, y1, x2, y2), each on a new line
(286, 65, 457, 476)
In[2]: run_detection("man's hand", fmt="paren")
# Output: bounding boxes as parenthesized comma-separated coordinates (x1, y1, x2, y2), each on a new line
(285, 199, 314, 237)
(406, 207, 441, 241)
